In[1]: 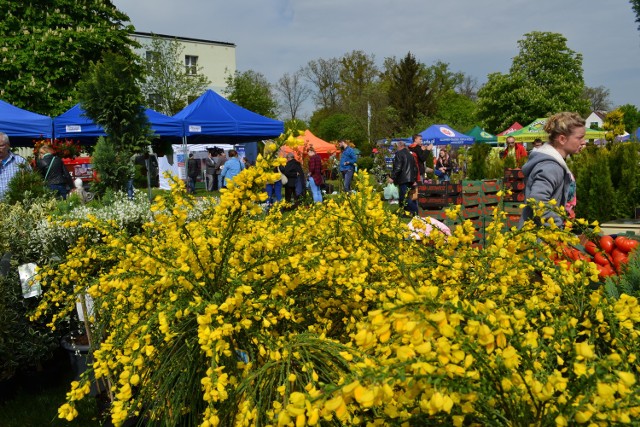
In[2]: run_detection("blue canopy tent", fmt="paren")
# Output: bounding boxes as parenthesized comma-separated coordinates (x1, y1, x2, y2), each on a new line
(53, 104, 105, 141)
(53, 104, 184, 140)
(418, 124, 474, 146)
(0, 99, 53, 146)
(173, 89, 284, 154)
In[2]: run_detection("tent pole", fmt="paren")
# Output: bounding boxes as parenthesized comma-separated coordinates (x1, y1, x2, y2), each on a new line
(183, 135, 188, 191)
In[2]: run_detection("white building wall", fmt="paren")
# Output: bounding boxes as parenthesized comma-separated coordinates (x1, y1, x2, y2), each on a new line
(585, 112, 605, 129)
(130, 32, 236, 95)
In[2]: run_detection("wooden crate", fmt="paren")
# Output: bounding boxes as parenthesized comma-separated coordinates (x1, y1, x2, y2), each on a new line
(421, 209, 448, 221)
(481, 193, 501, 205)
(418, 182, 462, 195)
(504, 191, 525, 202)
(504, 168, 525, 180)
(503, 202, 523, 215)
(463, 194, 482, 208)
(462, 206, 482, 219)
(504, 180, 525, 191)
(462, 180, 483, 194)
(418, 195, 462, 209)
(482, 179, 501, 194)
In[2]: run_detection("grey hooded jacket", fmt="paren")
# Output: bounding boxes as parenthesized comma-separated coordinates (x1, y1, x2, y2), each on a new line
(519, 143, 574, 228)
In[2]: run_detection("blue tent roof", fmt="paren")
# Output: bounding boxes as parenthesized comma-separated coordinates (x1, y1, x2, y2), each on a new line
(0, 99, 52, 140)
(53, 104, 104, 139)
(53, 104, 184, 139)
(418, 124, 475, 146)
(145, 108, 183, 137)
(173, 89, 284, 142)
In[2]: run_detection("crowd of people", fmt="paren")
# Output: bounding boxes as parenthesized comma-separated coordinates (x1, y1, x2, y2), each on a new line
(0, 112, 592, 231)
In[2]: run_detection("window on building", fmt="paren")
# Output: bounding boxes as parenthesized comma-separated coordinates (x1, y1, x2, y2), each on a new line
(590, 122, 599, 129)
(185, 55, 198, 75)
(146, 50, 159, 62)
(148, 93, 162, 110)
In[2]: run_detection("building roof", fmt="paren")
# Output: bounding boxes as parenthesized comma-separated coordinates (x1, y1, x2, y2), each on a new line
(592, 111, 607, 120)
(133, 31, 235, 48)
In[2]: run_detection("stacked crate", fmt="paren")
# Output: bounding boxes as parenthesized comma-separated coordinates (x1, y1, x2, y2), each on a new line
(417, 182, 462, 210)
(502, 168, 526, 229)
(418, 182, 462, 225)
(461, 180, 485, 245)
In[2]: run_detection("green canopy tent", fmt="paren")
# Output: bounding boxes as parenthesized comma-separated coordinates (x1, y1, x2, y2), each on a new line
(497, 118, 605, 142)
(466, 126, 497, 143)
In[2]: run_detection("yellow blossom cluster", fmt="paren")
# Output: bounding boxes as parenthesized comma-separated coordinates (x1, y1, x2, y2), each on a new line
(31, 130, 640, 426)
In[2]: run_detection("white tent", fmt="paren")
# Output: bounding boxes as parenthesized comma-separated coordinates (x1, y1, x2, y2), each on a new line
(158, 143, 234, 190)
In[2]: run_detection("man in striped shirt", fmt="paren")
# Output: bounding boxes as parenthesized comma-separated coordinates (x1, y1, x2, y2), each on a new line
(0, 132, 30, 201)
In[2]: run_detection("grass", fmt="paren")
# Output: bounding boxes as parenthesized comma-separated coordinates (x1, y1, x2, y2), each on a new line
(0, 366, 101, 427)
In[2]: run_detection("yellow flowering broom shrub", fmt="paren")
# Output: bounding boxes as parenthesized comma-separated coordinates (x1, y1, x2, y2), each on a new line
(32, 133, 640, 426)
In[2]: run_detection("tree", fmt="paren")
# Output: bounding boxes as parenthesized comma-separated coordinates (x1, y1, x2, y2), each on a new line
(387, 52, 430, 132)
(603, 109, 626, 144)
(475, 73, 523, 133)
(274, 69, 311, 121)
(140, 34, 211, 116)
(582, 85, 612, 112)
(224, 70, 278, 118)
(477, 32, 589, 132)
(423, 61, 464, 114)
(78, 52, 151, 195)
(304, 57, 341, 111)
(631, 0, 640, 31)
(618, 104, 640, 134)
(457, 75, 479, 101)
(0, 1, 136, 116)
(337, 50, 378, 110)
(431, 92, 477, 133)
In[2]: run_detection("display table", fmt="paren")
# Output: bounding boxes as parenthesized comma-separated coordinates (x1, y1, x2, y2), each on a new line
(600, 219, 640, 236)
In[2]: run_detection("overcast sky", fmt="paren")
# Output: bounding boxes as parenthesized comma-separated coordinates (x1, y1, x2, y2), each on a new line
(112, 0, 640, 116)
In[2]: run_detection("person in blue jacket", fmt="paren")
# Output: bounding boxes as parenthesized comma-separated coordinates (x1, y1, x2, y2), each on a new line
(338, 140, 357, 192)
(220, 150, 244, 188)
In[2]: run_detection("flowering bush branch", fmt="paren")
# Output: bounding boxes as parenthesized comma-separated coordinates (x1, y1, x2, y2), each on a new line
(29, 129, 640, 426)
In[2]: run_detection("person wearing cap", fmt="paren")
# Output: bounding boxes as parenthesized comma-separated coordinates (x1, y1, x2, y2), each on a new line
(0, 132, 30, 201)
(338, 140, 357, 192)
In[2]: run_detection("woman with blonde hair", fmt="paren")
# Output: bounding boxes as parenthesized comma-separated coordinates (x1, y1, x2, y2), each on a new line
(520, 112, 586, 228)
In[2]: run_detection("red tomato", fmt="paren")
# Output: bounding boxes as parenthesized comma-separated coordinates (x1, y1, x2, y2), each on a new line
(611, 248, 625, 259)
(597, 263, 616, 278)
(584, 241, 598, 256)
(600, 235, 614, 254)
(615, 236, 639, 253)
(612, 252, 629, 273)
(594, 252, 611, 266)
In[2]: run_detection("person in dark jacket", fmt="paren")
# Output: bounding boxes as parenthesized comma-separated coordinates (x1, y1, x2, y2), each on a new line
(282, 153, 304, 208)
(408, 134, 434, 183)
(205, 150, 218, 191)
(37, 144, 73, 199)
(187, 153, 201, 194)
(391, 140, 418, 217)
